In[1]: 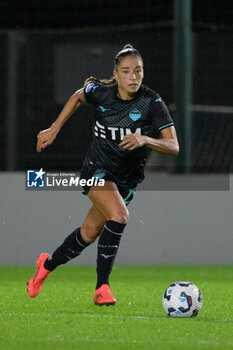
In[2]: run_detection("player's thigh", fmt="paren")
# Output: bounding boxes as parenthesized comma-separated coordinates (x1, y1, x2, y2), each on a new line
(88, 181, 129, 223)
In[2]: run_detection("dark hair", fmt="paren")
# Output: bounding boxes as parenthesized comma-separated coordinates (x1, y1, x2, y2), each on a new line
(84, 43, 142, 87)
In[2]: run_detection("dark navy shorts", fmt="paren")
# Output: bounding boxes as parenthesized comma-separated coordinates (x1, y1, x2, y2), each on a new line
(80, 162, 137, 206)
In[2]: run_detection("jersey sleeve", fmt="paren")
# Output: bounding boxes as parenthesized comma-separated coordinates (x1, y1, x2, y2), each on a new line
(83, 81, 101, 105)
(149, 94, 174, 131)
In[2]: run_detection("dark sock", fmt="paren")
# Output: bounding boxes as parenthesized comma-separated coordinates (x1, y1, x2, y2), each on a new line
(44, 227, 89, 271)
(96, 220, 126, 289)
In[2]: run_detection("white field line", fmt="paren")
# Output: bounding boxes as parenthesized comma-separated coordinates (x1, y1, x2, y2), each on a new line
(1, 311, 233, 323)
(5, 335, 233, 347)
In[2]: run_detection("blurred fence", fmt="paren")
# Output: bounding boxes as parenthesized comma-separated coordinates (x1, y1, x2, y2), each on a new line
(0, 25, 232, 172)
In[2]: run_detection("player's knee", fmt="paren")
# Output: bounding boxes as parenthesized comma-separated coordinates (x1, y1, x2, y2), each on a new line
(110, 206, 129, 224)
(81, 223, 103, 244)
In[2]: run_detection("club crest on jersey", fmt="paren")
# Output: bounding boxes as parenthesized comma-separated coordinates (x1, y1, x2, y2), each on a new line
(129, 109, 142, 122)
(85, 83, 95, 93)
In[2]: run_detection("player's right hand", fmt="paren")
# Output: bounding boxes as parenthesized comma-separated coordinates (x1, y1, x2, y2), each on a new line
(36, 127, 57, 153)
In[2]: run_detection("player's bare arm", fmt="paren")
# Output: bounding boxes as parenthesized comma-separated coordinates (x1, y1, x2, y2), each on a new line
(36, 88, 84, 153)
(119, 126, 179, 156)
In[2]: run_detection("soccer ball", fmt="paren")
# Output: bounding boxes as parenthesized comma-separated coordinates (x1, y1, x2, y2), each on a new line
(162, 281, 203, 317)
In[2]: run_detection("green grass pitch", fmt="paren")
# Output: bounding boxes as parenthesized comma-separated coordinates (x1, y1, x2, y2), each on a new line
(0, 265, 232, 350)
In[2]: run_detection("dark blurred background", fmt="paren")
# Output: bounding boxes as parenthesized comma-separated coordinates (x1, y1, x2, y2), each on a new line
(0, 0, 232, 172)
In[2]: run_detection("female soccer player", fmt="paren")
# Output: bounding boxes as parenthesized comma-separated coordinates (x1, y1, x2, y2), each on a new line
(27, 44, 179, 305)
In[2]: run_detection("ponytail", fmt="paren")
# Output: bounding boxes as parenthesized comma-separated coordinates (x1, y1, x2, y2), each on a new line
(84, 75, 117, 87)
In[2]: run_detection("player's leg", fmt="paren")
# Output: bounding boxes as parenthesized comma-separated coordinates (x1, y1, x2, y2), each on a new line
(27, 205, 105, 298)
(88, 181, 129, 305)
(80, 205, 106, 243)
(43, 205, 106, 271)
(88, 181, 129, 223)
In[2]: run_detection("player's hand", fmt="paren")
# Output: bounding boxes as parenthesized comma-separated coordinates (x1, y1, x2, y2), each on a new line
(119, 134, 148, 151)
(36, 127, 58, 153)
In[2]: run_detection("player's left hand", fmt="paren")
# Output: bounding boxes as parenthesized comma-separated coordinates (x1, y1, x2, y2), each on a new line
(119, 134, 148, 151)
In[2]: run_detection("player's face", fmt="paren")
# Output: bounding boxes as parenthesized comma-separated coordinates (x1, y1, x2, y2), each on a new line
(114, 56, 144, 99)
